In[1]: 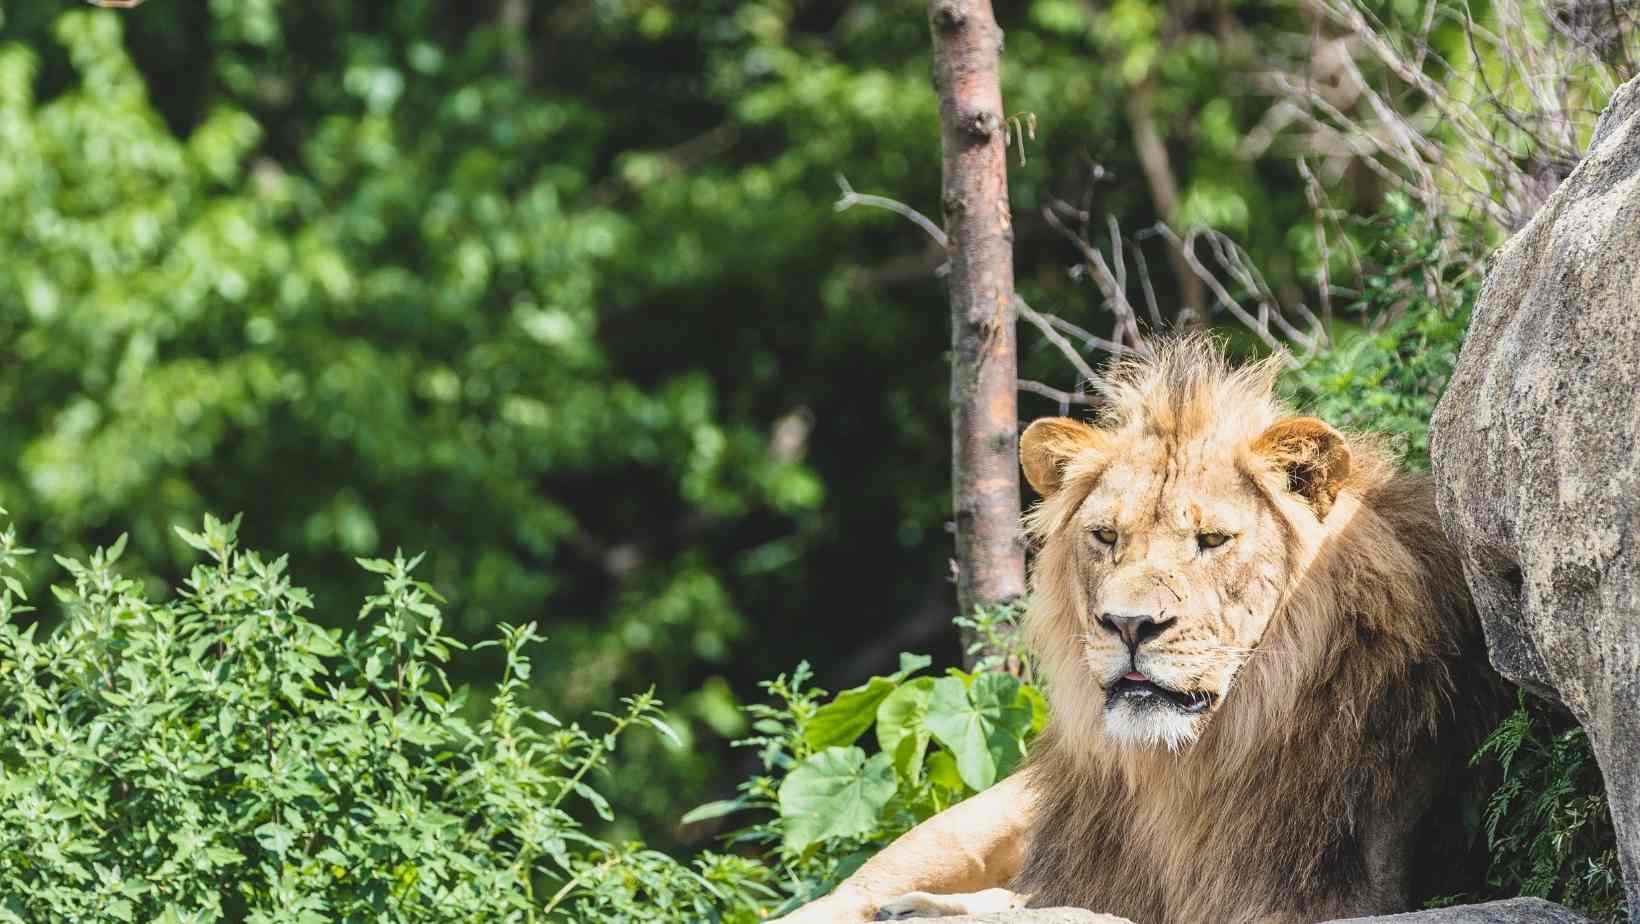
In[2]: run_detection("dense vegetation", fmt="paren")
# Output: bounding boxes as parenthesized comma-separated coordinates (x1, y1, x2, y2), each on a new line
(0, 0, 1630, 920)
(0, 0, 1393, 846)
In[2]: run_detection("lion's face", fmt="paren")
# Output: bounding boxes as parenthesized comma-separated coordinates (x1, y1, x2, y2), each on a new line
(1064, 442, 1291, 750)
(1021, 409, 1352, 752)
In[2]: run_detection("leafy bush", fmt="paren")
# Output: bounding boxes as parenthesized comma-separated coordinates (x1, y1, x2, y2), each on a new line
(693, 653, 1046, 918)
(1475, 696, 1627, 922)
(1281, 194, 1482, 468)
(0, 510, 778, 923)
(0, 502, 1050, 922)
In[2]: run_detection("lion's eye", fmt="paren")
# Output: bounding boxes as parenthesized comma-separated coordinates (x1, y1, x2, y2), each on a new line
(1093, 527, 1119, 546)
(1197, 532, 1232, 550)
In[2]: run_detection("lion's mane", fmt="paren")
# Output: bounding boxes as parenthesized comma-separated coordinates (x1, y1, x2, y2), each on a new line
(1013, 338, 1505, 923)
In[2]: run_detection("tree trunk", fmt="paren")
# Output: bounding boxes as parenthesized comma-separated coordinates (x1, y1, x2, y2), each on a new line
(928, 0, 1026, 665)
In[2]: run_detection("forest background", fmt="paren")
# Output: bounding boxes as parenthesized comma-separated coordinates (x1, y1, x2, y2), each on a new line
(0, 0, 1634, 920)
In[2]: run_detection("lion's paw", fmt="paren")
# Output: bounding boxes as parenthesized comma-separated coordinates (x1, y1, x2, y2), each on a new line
(873, 888, 1027, 919)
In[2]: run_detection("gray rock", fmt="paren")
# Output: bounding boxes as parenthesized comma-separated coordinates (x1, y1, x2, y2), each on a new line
(1430, 73, 1640, 921)
(914, 899, 1586, 924)
(1326, 898, 1591, 924)
(895, 913, 1126, 924)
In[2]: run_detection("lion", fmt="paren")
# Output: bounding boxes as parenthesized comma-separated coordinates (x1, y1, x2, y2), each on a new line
(774, 336, 1505, 923)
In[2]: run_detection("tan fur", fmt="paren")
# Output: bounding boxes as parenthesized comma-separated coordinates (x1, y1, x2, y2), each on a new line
(1015, 335, 1504, 922)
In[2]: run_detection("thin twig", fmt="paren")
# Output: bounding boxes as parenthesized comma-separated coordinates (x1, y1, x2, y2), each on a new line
(1018, 299, 1101, 384)
(1019, 380, 1099, 406)
(1296, 157, 1334, 338)
(1041, 312, 1130, 356)
(834, 175, 948, 248)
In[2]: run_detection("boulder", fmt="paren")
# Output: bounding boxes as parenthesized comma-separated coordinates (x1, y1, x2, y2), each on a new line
(1327, 898, 1592, 924)
(891, 913, 1125, 924)
(915, 899, 1586, 924)
(1430, 73, 1640, 920)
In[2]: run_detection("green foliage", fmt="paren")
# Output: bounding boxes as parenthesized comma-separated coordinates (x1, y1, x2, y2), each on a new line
(1281, 195, 1485, 469)
(688, 658, 1046, 917)
(1474, 695, 1627, 922)
(953, 599, 1033, 676)
(0, 0, 1393, 846)
(0, 511, 782, 923)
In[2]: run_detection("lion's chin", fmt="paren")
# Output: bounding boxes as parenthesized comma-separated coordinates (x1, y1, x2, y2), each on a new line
(1101, 677, 1219, 752)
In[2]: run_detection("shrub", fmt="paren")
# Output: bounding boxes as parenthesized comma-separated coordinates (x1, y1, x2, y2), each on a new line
(0, 510, 774, 923)
(1474, 696, 1627, 922)
(693, 642, 1046, 918)
(0, 503, 1051, 922)
(1280, 193, 1482, 469)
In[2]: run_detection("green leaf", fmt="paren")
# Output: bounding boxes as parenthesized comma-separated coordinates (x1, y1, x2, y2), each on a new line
(173, 526, 212, 553)
(923, 673, 1031, 791)
(803, 653, 933, 752)
(874, 676, 935, 783)
(926, 749, 964, 793)
(803, 676, 897, 751)
(1020, 682, 1050, 736)
(574, 781, 614, 821)
(679, 798, 747, 826)
(645, 714, 683, 749)
(254, 821, 296, 856)
(777, 746, 896, 852)
(896, 652, 932, 677)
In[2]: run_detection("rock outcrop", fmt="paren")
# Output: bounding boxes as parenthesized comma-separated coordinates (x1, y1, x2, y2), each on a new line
(1430, 73, 1640, 921)
(917, 898, 1587, 924)
(890, 912, 1126, 924)
(1327, 898, 1593, 924)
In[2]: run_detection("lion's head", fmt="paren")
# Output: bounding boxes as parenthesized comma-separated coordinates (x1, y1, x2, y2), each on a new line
(1020, 336, 1381, 752)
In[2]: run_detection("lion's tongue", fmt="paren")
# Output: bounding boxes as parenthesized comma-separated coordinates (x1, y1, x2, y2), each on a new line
(1122, 671, 1149, 682)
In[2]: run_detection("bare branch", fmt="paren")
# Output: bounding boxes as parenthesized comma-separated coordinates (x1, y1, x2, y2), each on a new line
(1040, 203, 1144, 348)
(1040, 312, 1132, 357)
(1019, 379, 1099, 407)
(1017, 299, 1101, 385)
(1296, 157, 1334, 336)
(833, 174, 949, 249)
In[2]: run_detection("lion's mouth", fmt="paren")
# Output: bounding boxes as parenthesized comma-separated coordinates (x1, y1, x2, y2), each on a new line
(1107, 672, 1216, 714)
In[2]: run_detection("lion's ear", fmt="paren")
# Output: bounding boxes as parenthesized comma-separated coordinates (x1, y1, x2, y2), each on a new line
(1020, 417, 1101, 497)
(1252, 416, 1352, 519)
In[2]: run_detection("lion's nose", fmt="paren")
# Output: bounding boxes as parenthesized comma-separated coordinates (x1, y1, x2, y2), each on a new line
(1098, 610, 1174, 651)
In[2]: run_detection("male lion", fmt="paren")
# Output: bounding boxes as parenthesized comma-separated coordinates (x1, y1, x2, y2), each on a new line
(776, 337, 1505, 923)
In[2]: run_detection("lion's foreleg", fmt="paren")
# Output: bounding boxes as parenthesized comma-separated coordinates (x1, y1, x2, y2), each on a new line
(765, 767, 1040, 922)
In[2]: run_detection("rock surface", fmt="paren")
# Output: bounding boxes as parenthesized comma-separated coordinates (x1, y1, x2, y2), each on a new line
(895, 913, 1125, 924)
(1327, 898, 1593, 923)
(920, 899, 1586, 924)
(1430, 73, 1640, 920)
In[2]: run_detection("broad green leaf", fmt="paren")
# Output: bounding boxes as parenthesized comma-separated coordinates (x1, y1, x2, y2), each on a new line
(803, 676, 896, 751)
(777, 746, 896, 852)
(926, 749, 964, 793)
(923, 673, 1031, 791)
(804, 653, 933, 751)
(874, 676, 935, 783)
